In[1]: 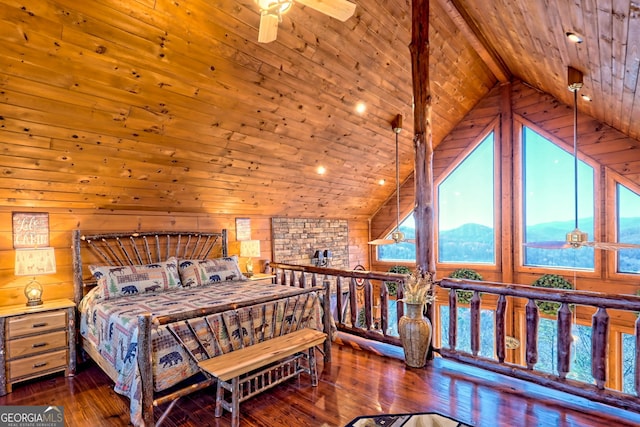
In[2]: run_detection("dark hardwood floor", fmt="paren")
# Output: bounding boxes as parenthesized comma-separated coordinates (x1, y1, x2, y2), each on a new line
(2, 335, 640, 427)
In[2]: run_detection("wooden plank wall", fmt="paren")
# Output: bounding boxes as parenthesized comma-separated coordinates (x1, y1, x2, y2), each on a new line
(0, 208, 369, 306)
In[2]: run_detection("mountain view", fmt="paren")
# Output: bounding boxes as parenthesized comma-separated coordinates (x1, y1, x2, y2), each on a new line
(379, 218, 640, 274)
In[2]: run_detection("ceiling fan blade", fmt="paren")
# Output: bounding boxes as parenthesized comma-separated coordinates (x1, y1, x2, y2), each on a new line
(258, 12, 279, 43)
(584, 241, 640, 251)
(368, 238, 396, 246)
(295, 0, 356, 21)
(524, 241, 573, 249)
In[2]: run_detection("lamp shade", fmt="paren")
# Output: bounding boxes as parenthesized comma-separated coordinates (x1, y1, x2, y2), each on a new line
(238, 240, 261, 258)
(15, 247, 57, 276)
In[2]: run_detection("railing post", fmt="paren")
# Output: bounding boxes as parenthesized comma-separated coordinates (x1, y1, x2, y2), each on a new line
(525, 299, 539, 370)
(495, 294, 507, 363)
(299, 271, 306, 288)
(380, 280, 389, 336)
(557, 303, 572, 379)
(592, 307, 609, 389)
(349, 277, 358, 327)
(470, 291, 481, 356)
(336, 277, 344, 325)
(363, 279, 373, 330)
(448, 289, 458, 350)
(323, 276, 332, 363)
(635, 317, 640, 396)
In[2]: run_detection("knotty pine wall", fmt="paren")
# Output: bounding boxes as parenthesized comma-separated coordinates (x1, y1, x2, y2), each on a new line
(0, 208, 369, 307)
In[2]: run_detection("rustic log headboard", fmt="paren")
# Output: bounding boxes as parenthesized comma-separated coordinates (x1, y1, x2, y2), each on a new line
(71, 229, 228, 305)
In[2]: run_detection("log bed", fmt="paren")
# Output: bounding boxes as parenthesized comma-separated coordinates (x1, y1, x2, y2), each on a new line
(71, 229, 331, 426)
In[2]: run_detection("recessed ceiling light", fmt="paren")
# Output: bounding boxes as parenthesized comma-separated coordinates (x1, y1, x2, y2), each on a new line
(355, 102, 366, 114)
(378, 179, 385, 185)
(317, 166, 326, 175)
(566, 31, 584, 43)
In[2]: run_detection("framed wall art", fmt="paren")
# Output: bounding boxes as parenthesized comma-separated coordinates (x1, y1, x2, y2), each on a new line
(235, 217, 251, 241)
(12, 212, 50, 248)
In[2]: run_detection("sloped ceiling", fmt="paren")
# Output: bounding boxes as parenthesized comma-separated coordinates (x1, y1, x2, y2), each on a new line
(0, 0, 638, 220)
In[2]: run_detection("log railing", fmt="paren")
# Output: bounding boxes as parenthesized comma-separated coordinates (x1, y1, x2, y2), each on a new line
(270, 263, 640, 415)
(270, 263, 408, 347)
(438, 277, 640, 412)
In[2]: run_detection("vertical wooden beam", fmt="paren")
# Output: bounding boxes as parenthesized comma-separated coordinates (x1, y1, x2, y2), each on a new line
(500, 82, 514, 284)
(410, 0, 435, 360)
(410, 0, 434, 276)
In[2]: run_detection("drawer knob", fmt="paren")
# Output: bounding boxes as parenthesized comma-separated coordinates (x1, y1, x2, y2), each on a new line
(32, 322, 48, 328)
(33, 362, 48, 368)
(32, 342, 48, 348)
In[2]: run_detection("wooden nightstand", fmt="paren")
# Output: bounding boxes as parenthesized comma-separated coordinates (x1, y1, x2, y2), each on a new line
(0, 298, 76, 395)
(246, 273, 275, 285)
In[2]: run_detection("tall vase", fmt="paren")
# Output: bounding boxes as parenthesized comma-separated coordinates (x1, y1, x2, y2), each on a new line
(398, 302, 432, 368)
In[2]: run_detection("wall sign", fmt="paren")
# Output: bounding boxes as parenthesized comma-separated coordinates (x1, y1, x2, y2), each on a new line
(235, 217, 251, 241)
(12, 212, 50, 248)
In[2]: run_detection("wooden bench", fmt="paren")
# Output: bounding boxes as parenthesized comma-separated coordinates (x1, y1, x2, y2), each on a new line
(198, 328, 327, 427)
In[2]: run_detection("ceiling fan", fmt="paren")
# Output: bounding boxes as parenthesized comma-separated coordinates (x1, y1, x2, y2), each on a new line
(255, 0, 356, 43)
(525, 67, 640, 251)
(369, 115, 415, 246)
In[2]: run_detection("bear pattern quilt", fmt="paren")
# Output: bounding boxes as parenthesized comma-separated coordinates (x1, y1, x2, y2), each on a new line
(79, 280, 322, 426)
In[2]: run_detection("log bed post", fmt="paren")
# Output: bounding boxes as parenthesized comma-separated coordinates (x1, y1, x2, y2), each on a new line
(138, 313, 154, 427)
(410, 0, 436, 358)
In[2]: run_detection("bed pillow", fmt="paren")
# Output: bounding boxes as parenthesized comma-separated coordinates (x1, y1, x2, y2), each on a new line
(178, 255, 245, 287)
(89, 257, 181, 300)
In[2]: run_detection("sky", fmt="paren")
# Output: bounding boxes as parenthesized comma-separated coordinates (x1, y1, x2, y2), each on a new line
(430, 127, 640, 232)
(437, 132, 494, 231)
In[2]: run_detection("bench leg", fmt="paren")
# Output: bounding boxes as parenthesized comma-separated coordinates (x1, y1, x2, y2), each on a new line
(214, 382, 224, 418)
(308, 347, 319, 387)
(231, 377, 240, 427)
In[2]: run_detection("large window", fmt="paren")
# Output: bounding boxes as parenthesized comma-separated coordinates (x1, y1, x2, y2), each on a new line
(522, 127, 594, 270)
(377, 214, 416, 261)
(437, 132, 495, 264)
(617, 183, 640, 274)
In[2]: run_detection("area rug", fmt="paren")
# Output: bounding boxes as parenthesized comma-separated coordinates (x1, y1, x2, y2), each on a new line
(345, 411, 473, 427)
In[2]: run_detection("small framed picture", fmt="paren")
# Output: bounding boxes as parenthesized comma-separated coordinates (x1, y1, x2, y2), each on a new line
(12, 212, 50, 248)
(235, 217, 251, 241)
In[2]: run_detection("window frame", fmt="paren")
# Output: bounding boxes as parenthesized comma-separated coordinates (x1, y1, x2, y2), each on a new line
(605, 169, 640, 279)
(434, 119, 501, 271)
(514, 116, 602, 278)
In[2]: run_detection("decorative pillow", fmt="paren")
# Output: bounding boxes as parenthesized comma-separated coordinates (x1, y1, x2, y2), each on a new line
(89, 257, 181, 300)
(178, 256, 245, 287)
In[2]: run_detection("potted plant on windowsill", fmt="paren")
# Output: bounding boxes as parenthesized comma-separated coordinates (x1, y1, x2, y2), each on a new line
(449, 268, 483, 304)
(531, 273, 573, 316)
(398, 267, 435, 368)
(386, 265, 411, 298)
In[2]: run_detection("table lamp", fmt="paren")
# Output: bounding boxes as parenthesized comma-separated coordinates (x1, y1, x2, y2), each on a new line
(239, 240, 261, 277)
(15, 247, 56, 307)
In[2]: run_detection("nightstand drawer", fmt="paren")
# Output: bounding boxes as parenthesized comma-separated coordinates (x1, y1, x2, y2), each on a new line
(7, 349, 68, 380)
(8, 310, 67, 338)
(7, 330, 68, 359)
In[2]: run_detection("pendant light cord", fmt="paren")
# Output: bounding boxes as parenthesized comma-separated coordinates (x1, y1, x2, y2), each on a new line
(395, 131, 400, 233)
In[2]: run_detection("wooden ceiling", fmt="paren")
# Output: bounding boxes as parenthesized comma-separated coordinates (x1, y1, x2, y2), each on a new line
(0, 0, 638, 219)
